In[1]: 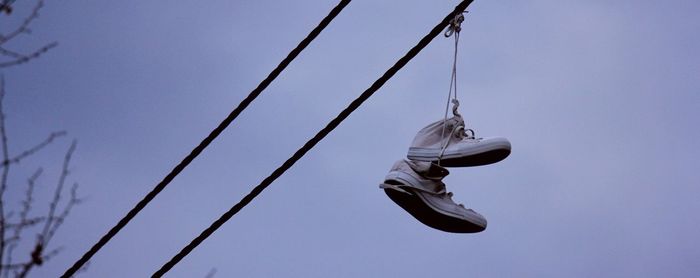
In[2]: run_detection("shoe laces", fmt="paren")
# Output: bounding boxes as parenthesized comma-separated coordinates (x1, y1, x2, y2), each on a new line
(453, 125, 475, 140)
(445, 192, 465, 208)
(449, 100, 476, 140)
(438, 109, 477, 162)
(432, 181, 466, 208)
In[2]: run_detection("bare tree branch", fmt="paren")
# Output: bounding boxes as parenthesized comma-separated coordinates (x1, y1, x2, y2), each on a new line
(11, 141, 81, 277)
(46, 182, 80, 244)
(1, 237, 16, 246)
(0, 3, 12, 15)
(3, 217, 44, 229)
(2, 252, 88, 278)
(0, 2, 85, 276)
(0, 42, 58, 68)
(0, 263, 22, 270)
(1, 131, 67, 169)
(0, 78, 80, 277)
(2, 168, 47, 277)
(40, 141, 76, 244)
(204, 268, 217, 278)
(17, 169, 41, 235)
(3, 243, 14, 278)
(3, 245, 63, 277)
(0, 0, 44, 44)
(0, 48, 23, 60)
(0, 74, 11, 274)
(0, 0, 56, 69)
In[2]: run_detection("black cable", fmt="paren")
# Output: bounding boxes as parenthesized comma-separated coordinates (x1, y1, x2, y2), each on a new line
(152, 1, 474, 276)
(61, 1, 351, 277)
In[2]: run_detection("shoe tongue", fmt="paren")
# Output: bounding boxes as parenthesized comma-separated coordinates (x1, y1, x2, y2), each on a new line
(451, 115, 466, 132)
(445, 114, 464, 128)
(452, 114, 465, 124)
(425, 163, 449, 179)
(405, 160, 449, 179)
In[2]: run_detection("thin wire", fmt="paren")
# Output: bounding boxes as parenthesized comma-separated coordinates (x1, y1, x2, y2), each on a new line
(152, 1, 474, 276)
(60, 1, 351, 277)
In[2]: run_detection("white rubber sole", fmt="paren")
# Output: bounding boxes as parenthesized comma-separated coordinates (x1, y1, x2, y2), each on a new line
(412, 189, 487, 228)
(382, 183, 487, 233)
(407, 138, 511, 167)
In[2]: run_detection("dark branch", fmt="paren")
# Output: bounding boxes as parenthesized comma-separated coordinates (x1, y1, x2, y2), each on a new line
(1, 168, 41, 277)
(1, 237, 17, 245)
(16, 169, 42, 234)
(0, 0, 45, 44)
(0, 74, 10, 274)
(3, 243, 16, 278)
(46, 183, 81, 244)
(0, 0, 56, 69)
(5, 246, 63, 278)
(1, 131, 67, 169)
(4, 217, 45, 229)
(204, 268, 217, 278)
(0, 2, 78, 275)
(0, 47, 24, 59)
(9, 142, 82, 277)
(0, 42, 58, 68)
(40, 141, 76, 245)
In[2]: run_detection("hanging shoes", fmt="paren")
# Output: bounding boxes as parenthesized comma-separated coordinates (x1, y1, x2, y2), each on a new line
(379, 159, 487, 233)
(380, 13, 507, 233)
(386, 105, 507, 232)
(406, 113, 511, 167)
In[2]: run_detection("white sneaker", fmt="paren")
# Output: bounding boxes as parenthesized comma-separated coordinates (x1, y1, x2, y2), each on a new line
(407, 114, 511, 167)
(380, 159, 487, 233)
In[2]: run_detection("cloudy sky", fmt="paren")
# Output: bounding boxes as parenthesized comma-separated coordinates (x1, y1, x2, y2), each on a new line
(2, 0, 699, 277)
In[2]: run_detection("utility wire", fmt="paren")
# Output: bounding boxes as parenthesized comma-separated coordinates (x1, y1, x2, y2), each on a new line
(61, 1, 351, 277)
(152, 1, 474, 276)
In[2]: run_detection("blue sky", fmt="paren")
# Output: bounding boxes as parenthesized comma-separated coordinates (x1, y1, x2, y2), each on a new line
(2, 0, 700, 277)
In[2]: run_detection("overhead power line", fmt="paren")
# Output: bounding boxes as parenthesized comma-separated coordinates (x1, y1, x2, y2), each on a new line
(152, 0, 474, 276)
(61, 1, 352, 277)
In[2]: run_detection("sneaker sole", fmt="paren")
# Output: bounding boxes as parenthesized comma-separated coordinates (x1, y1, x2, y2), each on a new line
(407, 146, 511, 167)
(383, 187, 486, 233)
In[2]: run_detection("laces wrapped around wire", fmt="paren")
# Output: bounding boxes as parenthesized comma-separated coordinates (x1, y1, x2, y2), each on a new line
(444, 12, 466, 37)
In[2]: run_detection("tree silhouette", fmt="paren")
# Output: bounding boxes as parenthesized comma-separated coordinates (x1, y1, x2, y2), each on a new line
(0, 1, 86, 277)
(0, 0, 57, 68)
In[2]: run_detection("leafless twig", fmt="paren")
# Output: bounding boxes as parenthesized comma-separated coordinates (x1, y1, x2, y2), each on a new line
(0, 75, 11, 275)
(4, 217, 45, 229)
(2, 168, 42, 278)
(3, 141, 81, 278)
(0, 0, 44, 44)
(1, 132, 67, 169)
(204, 268, 217, 278)
(0, 0, 56, 68)
(0, 48, 23, 60)
(0, 42, 58, 68)
(40, 141, 76, 244)
(0, 79, 83, 277)
(0, 2, 84, 275)
(9, 141, 80, 277)
(17, 169, 41, 234)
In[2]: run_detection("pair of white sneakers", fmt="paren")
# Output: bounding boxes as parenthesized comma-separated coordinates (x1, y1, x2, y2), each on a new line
(380, 114, 510, 233)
